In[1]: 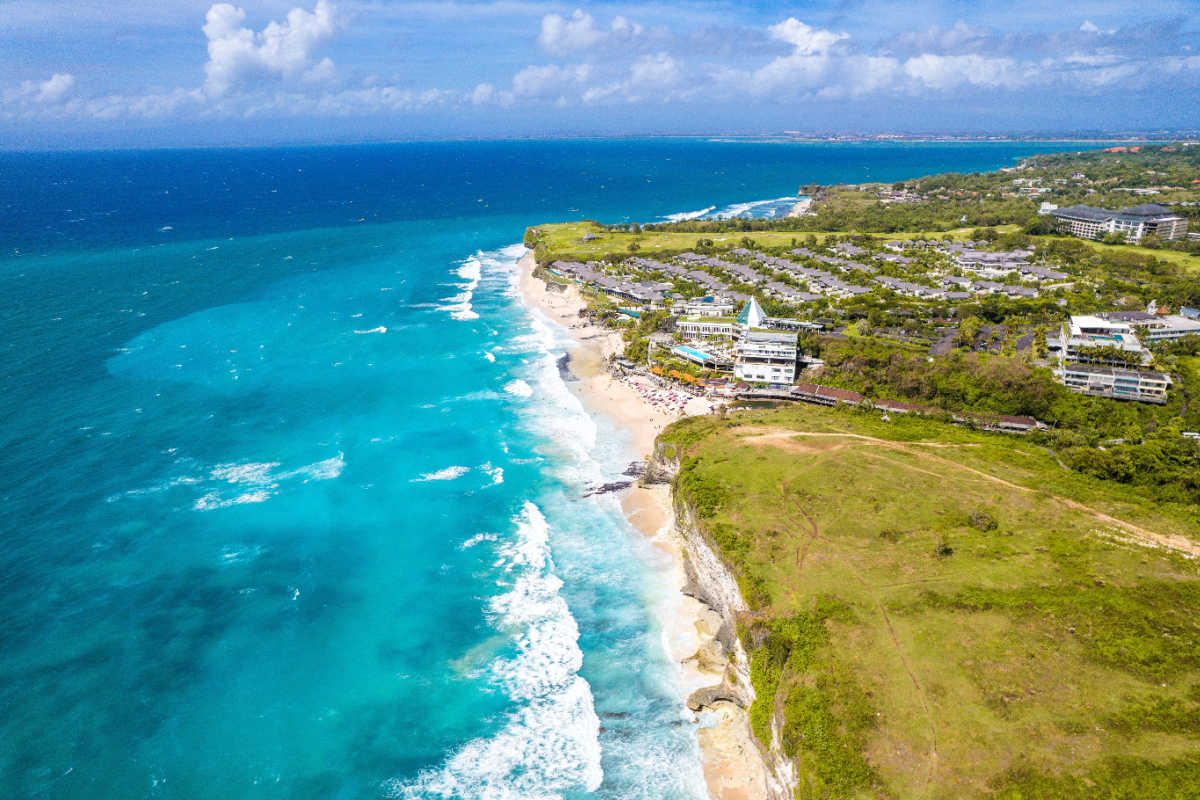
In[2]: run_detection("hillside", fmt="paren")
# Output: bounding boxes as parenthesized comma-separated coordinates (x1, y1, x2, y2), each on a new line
(660, 404, 1200, 799)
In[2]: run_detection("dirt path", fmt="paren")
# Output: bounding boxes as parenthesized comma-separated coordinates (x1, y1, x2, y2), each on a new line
(739, 427, 1200, 559)
(780, 483, 940, 792)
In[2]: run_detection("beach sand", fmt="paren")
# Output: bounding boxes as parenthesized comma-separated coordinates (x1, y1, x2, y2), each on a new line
(517, 252, 769, 800)
(785, 197, 812, 218)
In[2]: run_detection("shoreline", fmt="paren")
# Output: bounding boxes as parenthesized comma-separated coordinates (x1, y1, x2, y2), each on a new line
(516, 251, 773, 800)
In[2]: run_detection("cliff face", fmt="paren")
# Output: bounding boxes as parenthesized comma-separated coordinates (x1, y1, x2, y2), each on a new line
(646, 442, 797, 800)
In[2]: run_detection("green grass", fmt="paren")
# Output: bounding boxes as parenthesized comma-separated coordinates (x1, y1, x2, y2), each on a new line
(661, 404, 1200, 798)
(1031, 233, 1200, 272)
(525, 221, 999, 264)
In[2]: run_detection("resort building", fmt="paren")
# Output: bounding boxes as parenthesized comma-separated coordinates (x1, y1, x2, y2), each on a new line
(1049, 315, 1151, 365)
(732, 298, 799, 384)
(734, 329, 799, 384)
(679, 297, 735, 317)
(1059, 362, 1170, 404)
(1048, 203, 1189, 242)
(1094, 311, 1200, 343)
(676, 317, 737, 338)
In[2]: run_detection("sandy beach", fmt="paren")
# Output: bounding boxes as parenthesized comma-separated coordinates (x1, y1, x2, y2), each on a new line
(517, 251, 771, 800)
(785, 197, 812, 217)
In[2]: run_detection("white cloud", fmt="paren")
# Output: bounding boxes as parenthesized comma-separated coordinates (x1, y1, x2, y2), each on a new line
(630, 53, 681, 87)
(537, 10, 606, 57)
(767, 18, 848, 55)
(610, 16, 644, 39)
(903, 53, 1029, 89)
(536, 8, 647, 57)
(2, 73, 77, 105)
(1080, 20, 1099, 33)
(36, 73, 76, 103)
(203, 0, 338, 97)
(301, 57, 337, 85)
(512, 63, 591, 98)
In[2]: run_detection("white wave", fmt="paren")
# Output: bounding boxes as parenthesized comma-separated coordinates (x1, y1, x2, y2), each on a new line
(210, 461, 280, 484)
(661, 205, 716, 222)
(193, 489, 272, 511)
(483, 351, 496, 363)
(438, 255, 484, 321)
(412, 465, 470, 482)
(385, 502, 601, 800)
(284, 452, 345, 482)
(481, 462, 504, 486)
(503, 379, 533, 398)
(713, 195, 798, 219)
(460, 532, 499, 550)
(354, 326, 387, 334)
(103, 452, 350, 512)
(220, 544, 265, 564)
(457, 256, 483, 283)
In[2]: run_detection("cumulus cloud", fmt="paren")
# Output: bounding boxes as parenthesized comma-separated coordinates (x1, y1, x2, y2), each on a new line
(536, 8, 646, 57)
(202, 0, 338, 97)
(512, 63, 591, 98)
(903, 53, 1029, 89)
(630, 53, 681, 87)
(767, 18, 848, 55)
(2, 73, 76, 105)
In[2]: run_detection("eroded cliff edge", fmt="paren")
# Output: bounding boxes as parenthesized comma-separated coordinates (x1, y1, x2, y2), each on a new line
(644, 441, 797, 800)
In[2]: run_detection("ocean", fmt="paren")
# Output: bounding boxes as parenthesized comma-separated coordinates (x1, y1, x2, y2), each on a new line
(0, 139, 1094, 799)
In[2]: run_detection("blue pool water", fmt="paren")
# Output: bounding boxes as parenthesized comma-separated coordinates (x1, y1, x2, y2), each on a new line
(0, 139, 1096, 798)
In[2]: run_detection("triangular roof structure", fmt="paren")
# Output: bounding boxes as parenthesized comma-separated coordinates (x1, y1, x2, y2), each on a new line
(736, 297, 767, 328)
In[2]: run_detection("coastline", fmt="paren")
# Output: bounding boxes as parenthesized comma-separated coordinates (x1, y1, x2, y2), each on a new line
(516, 251, 775, 800)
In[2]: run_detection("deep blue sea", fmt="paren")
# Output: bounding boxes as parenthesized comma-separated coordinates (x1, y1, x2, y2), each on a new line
(0, 139, 1096, 799)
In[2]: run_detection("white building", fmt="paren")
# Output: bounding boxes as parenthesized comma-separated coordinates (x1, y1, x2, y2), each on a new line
(1050, 203, 1189, 242)
(1050, 315, 1151, 365)
(679, 297, 735, 317)
(732, 298, 798, 384)
(1060, 362, 1170, 404)
(734, 330, 798, 384)
(676, 317, 737, 338)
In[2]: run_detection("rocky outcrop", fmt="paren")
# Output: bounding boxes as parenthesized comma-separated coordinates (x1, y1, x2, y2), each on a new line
(647, 441, 798, 800)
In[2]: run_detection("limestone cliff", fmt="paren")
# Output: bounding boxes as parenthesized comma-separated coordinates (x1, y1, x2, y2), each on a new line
(645, 441, 797, 800)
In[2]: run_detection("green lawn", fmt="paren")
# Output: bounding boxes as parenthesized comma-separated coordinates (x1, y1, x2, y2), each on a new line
(661, 404, 1200, 799)
(1032, 233, 1200, 273)
(526, 221, 999, 263)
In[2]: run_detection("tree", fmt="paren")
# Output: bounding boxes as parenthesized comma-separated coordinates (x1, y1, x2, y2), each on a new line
(627, 242, 640, 253)
(958, 316, 982, 349)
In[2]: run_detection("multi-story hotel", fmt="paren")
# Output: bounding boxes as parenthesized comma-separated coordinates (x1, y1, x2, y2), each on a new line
(1048, 203, 1188, 242)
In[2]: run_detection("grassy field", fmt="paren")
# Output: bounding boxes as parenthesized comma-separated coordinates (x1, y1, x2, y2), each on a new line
(1033, 233, 1200, 273)
(526, 221, 993, 263)
(529, 220, 1200, 273)
(661, 404, 1200, 799)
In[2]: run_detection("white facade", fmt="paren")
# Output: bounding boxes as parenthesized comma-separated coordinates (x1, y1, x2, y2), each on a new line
(734, 330, 798, 384)
(1055, 315, 1150, 365)
(677, 317, 736, 338)
(1135, 315, 1200, 342)
(1060, 362, 1170, 403)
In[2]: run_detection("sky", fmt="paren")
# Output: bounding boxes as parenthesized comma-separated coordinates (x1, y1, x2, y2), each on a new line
(2, 0, 1199, 148)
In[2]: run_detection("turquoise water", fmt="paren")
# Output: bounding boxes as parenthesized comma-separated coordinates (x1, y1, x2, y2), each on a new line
(0, 140, 1097, 798)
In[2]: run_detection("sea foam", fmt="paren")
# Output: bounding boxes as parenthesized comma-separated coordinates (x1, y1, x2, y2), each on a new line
(384, 503, 602, 800)
(661, 205, 716, 222)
